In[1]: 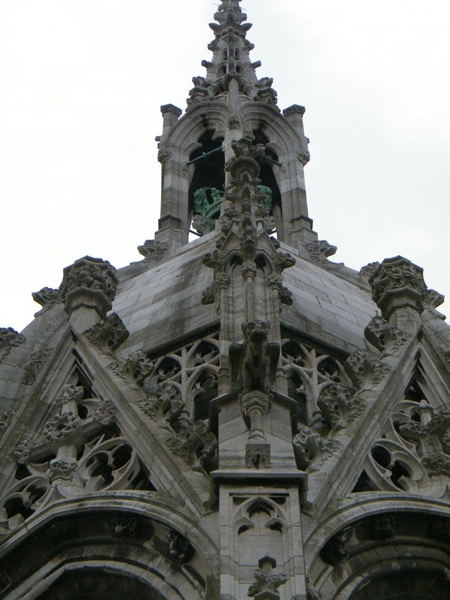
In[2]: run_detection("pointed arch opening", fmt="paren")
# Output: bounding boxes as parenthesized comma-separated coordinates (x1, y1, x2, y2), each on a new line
(189, 129, 225, 236)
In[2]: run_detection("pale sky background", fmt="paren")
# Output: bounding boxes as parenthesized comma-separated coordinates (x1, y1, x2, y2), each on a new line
(1, 0, 449, 332)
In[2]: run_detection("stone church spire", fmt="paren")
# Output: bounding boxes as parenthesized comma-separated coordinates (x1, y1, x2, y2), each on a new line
(187, 0, 269, 109)
(155, 0, 315, 249)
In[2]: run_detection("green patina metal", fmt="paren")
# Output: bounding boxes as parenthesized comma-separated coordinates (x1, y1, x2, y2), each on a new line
(193, 185, 272, 221)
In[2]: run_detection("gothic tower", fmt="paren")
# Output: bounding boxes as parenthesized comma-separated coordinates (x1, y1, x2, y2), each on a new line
(1, 2, 450, 599)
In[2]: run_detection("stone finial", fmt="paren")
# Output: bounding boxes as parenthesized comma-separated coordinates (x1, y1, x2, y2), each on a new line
(59, 256, 118, 331)
(369, 256, 426, 321)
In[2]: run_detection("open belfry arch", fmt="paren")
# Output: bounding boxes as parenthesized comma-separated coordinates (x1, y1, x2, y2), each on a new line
(0, 1, 449, 599)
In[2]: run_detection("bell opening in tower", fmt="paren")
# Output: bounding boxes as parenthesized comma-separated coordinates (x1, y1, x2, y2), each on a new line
(188, 129, 225, 237)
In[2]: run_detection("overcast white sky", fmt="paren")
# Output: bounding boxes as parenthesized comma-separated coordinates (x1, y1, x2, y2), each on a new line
(1, 0, 449, 332)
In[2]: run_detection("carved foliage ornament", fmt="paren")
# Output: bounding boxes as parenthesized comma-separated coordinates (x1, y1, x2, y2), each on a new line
(32, 287, 61, 315)
(0, 328, 26, 361)
(293, 424, 340, 471)
(303, 240, 337, 263)
(317, 383, 363, 432)
(59, 256, 118, 317)
(85, 313, 129, 355)
(138, 239, 171, 263)
(344, 348, 391, 390)
(364, 315, 410, 356)
(22, 348, 52, 385)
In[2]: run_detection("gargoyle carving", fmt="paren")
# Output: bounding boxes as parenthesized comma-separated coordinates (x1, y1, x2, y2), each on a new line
(229, 321, 279, 394)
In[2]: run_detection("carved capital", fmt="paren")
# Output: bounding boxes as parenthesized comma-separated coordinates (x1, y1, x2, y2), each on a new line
(267, 274, 282, 291)
(160, 104, 182, 118)
(241, 390, 270, 417)
(242, 262, 257, 279)
(283, 104, 306, 117)
(369, 256, 426, 319)
(59, 256, 118, 320)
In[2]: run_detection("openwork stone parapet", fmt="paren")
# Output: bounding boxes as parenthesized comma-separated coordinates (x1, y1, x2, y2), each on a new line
(59, 256, 119, 319)
(369, 256, 426, 319)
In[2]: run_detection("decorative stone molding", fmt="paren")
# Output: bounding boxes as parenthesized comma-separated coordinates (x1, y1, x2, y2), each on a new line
(32, 287, 62, 316)
(46, 459, 77, 483)
(92, 399, 116, 426)
(369, 256, 426, 319)
(0, 327, 26, 361)
(344, 349, 391, 390)
(248, 557, 287, 599)
(245, 443, 271, 469)
(42, 411, 81, 445)
(55, 384, 84, 408)
(11, 437, 36, 464)
(138, 239, 172, 264)
(21, 348, 52, 385)
(317, 383, 363, 432)
(85, 312, 129, 355)
(364, 315, 410, 356)
(293, 424, 340, 471)
(303, 240, 337, 263)
(59, 255, 119, 320)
